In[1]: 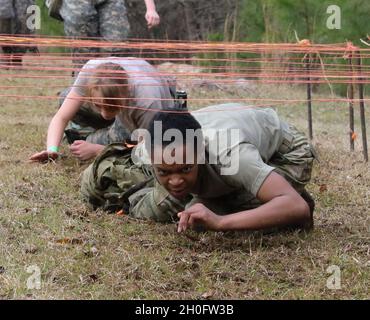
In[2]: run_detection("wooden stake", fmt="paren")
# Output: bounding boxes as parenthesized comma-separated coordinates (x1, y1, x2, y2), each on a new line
(305, 54, 313, 140)
(348, 53, 355, 151)
(356, 51, 368, 162)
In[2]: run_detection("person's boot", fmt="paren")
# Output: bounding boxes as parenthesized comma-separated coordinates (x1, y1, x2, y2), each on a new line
(1, 47, 13, 69)
(300, 189, 315, 230)
(11, 54, 23, 67)
(0, 19, 13, 69)
(0, 54, 11, 69)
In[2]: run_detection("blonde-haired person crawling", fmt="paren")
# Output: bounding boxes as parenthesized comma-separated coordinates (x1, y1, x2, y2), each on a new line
(30, 57, 175, 162)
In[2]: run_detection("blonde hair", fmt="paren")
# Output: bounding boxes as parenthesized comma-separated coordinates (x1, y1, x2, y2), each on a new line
(87, 63, 129, 108)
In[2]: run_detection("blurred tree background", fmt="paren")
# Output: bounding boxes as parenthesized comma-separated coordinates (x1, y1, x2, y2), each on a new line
(35, 0, 369, 45)
(34, 0, 369, 96)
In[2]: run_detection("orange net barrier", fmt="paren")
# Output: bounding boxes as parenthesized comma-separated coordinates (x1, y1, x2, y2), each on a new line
(0, 36, 369, 160)
(1, 36, 369, 104)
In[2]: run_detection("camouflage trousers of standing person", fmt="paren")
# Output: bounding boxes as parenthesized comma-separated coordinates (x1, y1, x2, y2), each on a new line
(0, 0, 36, 64)
(59, 0, 131, 75)
(80, 125, 316, 224)
(58, 88, 131, 146)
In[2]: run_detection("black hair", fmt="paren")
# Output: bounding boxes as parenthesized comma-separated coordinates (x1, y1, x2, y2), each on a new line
(147, 109, 203, 152)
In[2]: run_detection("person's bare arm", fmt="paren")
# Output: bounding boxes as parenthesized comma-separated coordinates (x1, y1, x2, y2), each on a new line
(143, 0, 160, 29)
(29, 90, 82, 162)
(47, 90, 82, 149)
(177, 172, 310, 232)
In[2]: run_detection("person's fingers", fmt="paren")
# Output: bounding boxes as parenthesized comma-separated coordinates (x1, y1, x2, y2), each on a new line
(69, 147, 79, 156)
(48, 152, 58, 160)
(188, 214, 196, 228)
(29, 155, 45, 162)
(147, 20, 154, 29)
(177, 211, 190, 233)
(29, 151, 47, 162)
(70, 143, 80, 152)
(71, 150, 79, 157)
(69, 146, 76, 153)
(146, 13, 160, 29)
(29, 151, 58, 163)
(153, 16, 160, 26)
(72, 140, 83, 146)
(177, 212, 183, 232)
(29, 152, 42, 160)
(189, 209, 206, 227)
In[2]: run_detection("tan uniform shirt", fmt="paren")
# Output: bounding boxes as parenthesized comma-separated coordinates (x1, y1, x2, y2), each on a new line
(191, 103, 284, 198)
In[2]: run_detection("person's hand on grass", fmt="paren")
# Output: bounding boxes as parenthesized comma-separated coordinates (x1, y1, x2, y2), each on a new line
(177, 203, 223, 233)
(29, 150, 59, 163)
(69, 140, 104, 161)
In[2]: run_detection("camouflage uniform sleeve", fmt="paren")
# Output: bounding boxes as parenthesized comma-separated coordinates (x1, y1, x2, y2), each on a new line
(128, 182, 190, 223)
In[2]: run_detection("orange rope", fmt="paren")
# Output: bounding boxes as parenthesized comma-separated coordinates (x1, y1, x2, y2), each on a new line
(1, 36, 369, 108)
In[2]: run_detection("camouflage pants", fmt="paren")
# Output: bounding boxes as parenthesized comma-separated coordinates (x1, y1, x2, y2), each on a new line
(59, 0, 131, 73)
(80, 143, 154, 211)
(59, 88, 130, 145)
(0, 0, 35, 55)
(269, 122, 315, 193)
(80, 126, 315, 223)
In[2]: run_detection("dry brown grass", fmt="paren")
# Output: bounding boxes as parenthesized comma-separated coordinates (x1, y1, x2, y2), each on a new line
(0, 63, 369, 300)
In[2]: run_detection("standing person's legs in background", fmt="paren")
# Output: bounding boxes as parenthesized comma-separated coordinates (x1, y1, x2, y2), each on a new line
(60, 0, 131, 76)
(0, 0, 36, 67)
(97, 0, 130, 57)
(0, 17, 13, 67)
(59, 0, 99, 75)
(11, 0, 36, 65)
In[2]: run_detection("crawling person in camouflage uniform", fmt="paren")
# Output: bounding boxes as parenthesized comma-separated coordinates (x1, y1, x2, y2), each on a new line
(0, 0, 37, 66)
(80, 103, 316, 232)
(54, 0, 160, 74)
(29, 57, 176, 163)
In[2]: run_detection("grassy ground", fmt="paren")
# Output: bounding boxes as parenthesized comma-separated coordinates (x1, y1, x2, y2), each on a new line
(0, 59, 369, 300)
